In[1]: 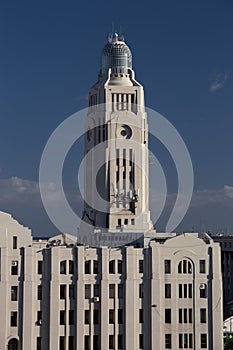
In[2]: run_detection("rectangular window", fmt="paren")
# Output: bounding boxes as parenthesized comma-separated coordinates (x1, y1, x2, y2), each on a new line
(139, 334, 144, 349)
(164, 259, 171, 273)
(200, 260, 206, 273)
(118, 284, 123, 298)
(93, 309, 99, 324)
(165, 284, 171, 298)
(69, 284, 75, 299)
(189, 309, 192, 323)
(109, 260, 115, 274)
(118, 334, 123, 349)
(37, 285, 42, 300)
(11, 286, 18, 301)
(94, 284, 99, 297)
(139, 260, 144, 273)
(109, 284, 115, 298)
(188, 284, 192, 298)
(60, 260, 66, 274)
(179, 309, 182, 323)
(118, 260, 123, 274)
(13, 236, 17, 249)
(85, 284, 91, 299)
(69, 310, 74, 325)
(68, 336, 74, 350)
(37, 311, 42, 325)
(184, 333, 188, 348)
(179, 284, 182, 298)
(10, 311, 17, 327)
(85, 260, 91, 274)
(37, 337, 42, 350)
(165, 309, 171, 323)
(109, 335, 114, 349)
(184, 308, 187, 323)
(184, 284, 187, 298)
(93, 260, 98, 274)
(11, 261, 18, 275)
(60, 285, 66, 299)
(60, 310, 66, 325)
(139, 309, 143, 323)
(118, 309, 123, 324)
(93, 335, 99, 350)
(200, 285, 207, 298)
(109, 309, 115, 324)
(139, 284, 144, 298)
(84, 335, 90, 350)
(85, 310, 90, 324)
(165, 334, 172, 349)
(60, 336, 65, 350)
(69, 260, 74, 274)
(37, 261, 43, 274)
(189, 334, 193, 348)
(179, 334, 183, 348)
(200, 308, 207, 323)
(201, 334, 207, 348)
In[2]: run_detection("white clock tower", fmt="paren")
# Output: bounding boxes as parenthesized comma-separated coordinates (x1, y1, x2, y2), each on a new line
(79, 34, 155, 246)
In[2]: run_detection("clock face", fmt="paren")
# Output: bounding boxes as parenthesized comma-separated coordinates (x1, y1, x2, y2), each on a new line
(120, 125, 132, 139)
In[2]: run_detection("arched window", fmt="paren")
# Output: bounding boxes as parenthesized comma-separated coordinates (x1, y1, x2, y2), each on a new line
(178, 259, 192, 274)
(8, 338, 18, 350)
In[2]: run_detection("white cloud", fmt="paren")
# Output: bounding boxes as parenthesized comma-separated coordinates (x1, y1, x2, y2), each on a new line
(209, 73, 228, 93)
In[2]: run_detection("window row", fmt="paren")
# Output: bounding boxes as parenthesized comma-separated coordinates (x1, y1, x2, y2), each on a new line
(165, 333, 207, 349)
(165, 283, 207, 298)
(164, 259, 206, 274)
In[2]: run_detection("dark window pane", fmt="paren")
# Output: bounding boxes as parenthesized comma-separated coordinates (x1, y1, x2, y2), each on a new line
(85, 285, 91, 299)
(85, 260, 91, 274)
(118, 260, 123, 274)
(165, 334, 172, 349)
(38, 261, 43, 274)
(60, 261, 66, 274)
(11, 286, 18, 301)
(60, 310, 66, 325)
(164, 260, 171, 273)
(165, 309, 171, 323)
(200, 260, 206, 273)
(109, 260, 115, 274)
(37, 285, 42, 300)
(139, 260, 144, 273)
(10, 312, 17, 327)
(165, 284, 171, 298)
(13, 236, 17, 249)
(60, 285, 66, 299)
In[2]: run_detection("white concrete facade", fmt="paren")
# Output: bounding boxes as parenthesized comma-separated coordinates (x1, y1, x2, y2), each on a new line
(0, 211, 223, 349)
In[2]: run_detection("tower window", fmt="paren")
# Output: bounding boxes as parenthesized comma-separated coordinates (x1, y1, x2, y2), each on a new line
(139, 284, 144, 298)
(37, 285, 42, 300)
(11, 261, 18, 275)
(109, 260, 115, 274)
(60, 311, 65, 325)
(109, 284, 115, 298)
(60, 260, 66, 274)
(85, 285, 91, 299)
(60, 285, 66, 299)
(139, 260, 144, 273)
(37, 261, 43, 274)
(200, 308, 207, 323)
(118, 219, 122, 226)
(118, 260, 123, 274)
(93, 310, 99, 324)
(11, 286, 18, 301)
(13, 236, 17, 249)
(85, 260, 91, 274)
(10, 312, 17, 327)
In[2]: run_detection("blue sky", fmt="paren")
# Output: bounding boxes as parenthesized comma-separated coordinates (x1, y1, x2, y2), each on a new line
(0, 1, 233, 235)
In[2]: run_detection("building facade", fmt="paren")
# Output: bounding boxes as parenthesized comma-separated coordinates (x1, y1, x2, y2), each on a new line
(0, 211, 223, 350)
(0, 34, 223, 350)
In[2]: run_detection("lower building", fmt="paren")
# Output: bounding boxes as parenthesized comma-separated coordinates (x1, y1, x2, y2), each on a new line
(0, 211, 223, 349)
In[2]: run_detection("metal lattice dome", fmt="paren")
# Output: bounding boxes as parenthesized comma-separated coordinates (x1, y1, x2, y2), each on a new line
(101, 33, 132, 74)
